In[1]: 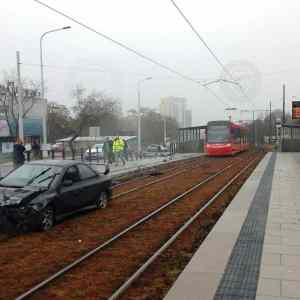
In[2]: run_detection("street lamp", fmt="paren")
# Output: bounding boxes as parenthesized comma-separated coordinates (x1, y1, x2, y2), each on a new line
(40, 26, 71, 146)
(137, 77, 152, 157)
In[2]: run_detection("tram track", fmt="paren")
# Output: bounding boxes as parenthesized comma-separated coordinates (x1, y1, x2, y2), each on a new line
(0, 156, 206, 242)
(110, 155, 261, 300)
(13, 152, 262, 300)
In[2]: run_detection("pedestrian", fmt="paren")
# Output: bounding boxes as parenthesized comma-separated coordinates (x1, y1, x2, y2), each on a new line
(108, 138, 114, 164)
(123, 139, 128, 161)
(112, 136, 125, 166)
(13, 138, 26, 168)
(31, 139, 41, 160)
(103, 137, 111, 164)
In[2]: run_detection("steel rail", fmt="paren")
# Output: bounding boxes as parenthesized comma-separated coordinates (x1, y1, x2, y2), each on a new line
(15, 160, 238, 300)
(108, 156, 260, 300)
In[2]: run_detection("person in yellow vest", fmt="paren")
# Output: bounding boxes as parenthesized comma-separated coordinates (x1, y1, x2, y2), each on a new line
(112, 136, 125, 166)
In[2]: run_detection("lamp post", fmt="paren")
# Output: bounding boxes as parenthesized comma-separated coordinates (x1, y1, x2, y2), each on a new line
(137, 77, 152, 157)
(40, 26, 71, 146)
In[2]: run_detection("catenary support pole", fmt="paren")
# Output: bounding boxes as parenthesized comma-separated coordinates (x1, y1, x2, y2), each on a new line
(283, 84, 286, 124)
(16, 51, 24, 141)
(269, 101, 272, 144)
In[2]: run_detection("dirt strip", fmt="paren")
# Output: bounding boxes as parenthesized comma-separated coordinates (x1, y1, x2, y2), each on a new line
(26, 152, 263, 300)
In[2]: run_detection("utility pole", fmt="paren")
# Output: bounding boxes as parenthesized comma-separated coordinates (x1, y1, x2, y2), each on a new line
(282, 84, 286, 124)
(269, 101, 272, 144)
(137, 84, 141, 156)
(253, 110, 255, 146)
(163, 117, 167, 146)
(16, 51, 24, 141)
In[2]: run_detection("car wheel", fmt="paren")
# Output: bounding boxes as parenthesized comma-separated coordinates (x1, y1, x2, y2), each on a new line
(39, 205, 55, 231)
(96, 192, 108, 209)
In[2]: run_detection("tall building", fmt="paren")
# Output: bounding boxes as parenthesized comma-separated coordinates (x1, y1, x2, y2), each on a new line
(160, 97, 192, 127)
(185, 110, 192, 127)
(160, 97, 186, 127)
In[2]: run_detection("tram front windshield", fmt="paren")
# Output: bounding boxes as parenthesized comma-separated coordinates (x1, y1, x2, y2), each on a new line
(207, 125, 230, 143)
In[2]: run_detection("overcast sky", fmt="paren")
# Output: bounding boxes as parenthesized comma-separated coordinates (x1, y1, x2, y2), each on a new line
(1, 0, 300, 124)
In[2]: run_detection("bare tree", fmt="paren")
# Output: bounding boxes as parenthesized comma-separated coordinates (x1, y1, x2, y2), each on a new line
(68, 85, 121, 156)
(47, 102, 73, 143)
(0, 79, 40, 138)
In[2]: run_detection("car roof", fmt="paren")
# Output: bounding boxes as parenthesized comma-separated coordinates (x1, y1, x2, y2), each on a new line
(28, 160, 82, 167)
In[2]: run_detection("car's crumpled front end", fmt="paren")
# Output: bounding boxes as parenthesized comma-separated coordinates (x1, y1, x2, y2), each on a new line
(0, 187, 45, 230)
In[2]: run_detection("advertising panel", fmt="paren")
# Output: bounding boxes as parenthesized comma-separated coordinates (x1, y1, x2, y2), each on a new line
(0, 120, 10, 137)
(292, 101, 300, 119)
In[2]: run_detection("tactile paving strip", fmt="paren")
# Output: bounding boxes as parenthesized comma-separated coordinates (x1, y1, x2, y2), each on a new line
(214, 153, 276, 300)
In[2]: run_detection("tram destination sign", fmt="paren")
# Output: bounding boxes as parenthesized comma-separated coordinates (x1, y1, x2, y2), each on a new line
(292, 101, 300, 119)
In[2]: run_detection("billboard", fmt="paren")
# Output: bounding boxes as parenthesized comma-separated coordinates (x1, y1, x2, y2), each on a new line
(0, 120, 10, 137)
(0, 118, 42, 137)
(292, 101, 300, 119)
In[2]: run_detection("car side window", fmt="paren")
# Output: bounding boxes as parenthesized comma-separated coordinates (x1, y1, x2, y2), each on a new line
(63, 166, 80, 183)
(78, 164, 97, 180)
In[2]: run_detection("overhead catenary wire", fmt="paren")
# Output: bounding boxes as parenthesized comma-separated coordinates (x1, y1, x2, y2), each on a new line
(32, 0, 230, 107)
(169, 0, 255, 108)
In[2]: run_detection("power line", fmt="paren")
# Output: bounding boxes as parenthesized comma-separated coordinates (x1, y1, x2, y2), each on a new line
(169, 0, 255, 107)
(32, 0, 230, 107)
(23, 63, 107, 73)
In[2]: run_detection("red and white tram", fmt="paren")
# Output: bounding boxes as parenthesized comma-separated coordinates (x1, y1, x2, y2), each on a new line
(205, 120, 249, 156)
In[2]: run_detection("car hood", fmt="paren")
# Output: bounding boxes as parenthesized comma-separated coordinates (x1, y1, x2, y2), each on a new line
(0, 186, 45, 207)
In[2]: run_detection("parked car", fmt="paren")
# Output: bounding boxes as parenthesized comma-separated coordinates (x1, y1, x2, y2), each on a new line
(84, 144, 104, 160)
(143, 144, 170, 158)
(0, 160, 111, 231)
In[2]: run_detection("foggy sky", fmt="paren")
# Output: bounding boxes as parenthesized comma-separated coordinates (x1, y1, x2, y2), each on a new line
(1, 0, 300, 125)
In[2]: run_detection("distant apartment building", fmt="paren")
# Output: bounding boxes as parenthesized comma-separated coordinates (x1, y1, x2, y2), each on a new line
(185, 110, 192, 127)
(160, 97, 192, 128)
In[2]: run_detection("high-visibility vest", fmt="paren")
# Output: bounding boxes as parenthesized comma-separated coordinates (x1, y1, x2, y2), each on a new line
(113, 138, 125, 152)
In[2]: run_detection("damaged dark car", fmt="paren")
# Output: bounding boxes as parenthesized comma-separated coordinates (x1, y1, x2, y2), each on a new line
(0, 160, 112, 231)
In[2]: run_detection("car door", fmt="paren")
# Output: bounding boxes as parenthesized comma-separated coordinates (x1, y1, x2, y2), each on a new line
(57, 165, 86, 214)
(77, 164, 101, 207)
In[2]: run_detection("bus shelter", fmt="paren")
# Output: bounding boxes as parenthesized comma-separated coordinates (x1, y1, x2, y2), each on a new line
(177, 126, 206, 153)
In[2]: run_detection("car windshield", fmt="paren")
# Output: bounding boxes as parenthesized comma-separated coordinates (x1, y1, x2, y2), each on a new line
(0, 164, 62, 188)
(207, 125, 230, 143)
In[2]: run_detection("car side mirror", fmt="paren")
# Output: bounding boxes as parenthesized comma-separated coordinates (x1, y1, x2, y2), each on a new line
(63, 179, 73, 187)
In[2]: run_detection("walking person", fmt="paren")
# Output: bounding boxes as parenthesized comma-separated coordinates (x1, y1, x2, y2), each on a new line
(13, 138, 26, 168)
(108, 138, 114, 164)
(112, 136, 125, 166)
(31, 139, 41, 160)
(103, 137, 111, 165)
(123, 139, 128, 161)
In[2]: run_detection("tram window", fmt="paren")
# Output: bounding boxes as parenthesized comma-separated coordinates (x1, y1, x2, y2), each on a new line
(207, 125, 230, 143)
(230, 127, 241, 140)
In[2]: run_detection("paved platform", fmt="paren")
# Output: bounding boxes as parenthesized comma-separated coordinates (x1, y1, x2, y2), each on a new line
(164, 152, 300, 300)
(0, 153, 201, 178)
